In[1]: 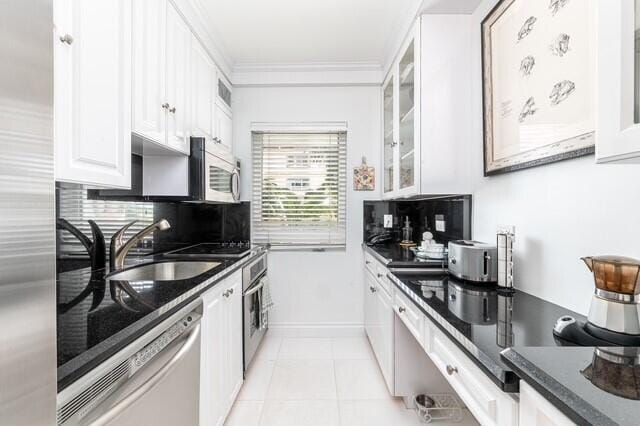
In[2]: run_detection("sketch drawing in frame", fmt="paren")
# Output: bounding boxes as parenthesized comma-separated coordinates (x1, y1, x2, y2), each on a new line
(482, 0, 596, 176)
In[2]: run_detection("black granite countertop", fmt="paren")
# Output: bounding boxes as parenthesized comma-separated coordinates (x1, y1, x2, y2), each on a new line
(56, 245, 266, 391)
(365, 243, 448, 269)
(387, 270, 583, 392)
(501, 346, 640, 425)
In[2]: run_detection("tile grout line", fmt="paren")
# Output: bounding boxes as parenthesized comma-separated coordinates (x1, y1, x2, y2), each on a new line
(332, 358, 342, 426)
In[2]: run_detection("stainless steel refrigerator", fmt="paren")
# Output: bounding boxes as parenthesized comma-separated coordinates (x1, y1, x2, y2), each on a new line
(0, 0, 56, 424)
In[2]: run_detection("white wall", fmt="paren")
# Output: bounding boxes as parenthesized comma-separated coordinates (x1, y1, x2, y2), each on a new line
(469, 0, 640, 314)
(233, 86, 381, 335)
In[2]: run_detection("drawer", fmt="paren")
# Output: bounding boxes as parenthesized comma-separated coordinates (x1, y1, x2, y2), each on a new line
(428, 324, 518, 426)
(375, 264, 391, 294)
(364, 250, 391, 294)
(364, 251, 377, 276)
(393, 290, 424, 345)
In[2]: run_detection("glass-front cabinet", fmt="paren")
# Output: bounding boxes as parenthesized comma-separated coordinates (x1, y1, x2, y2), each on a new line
(383, 75, 395, 195)
(382, 24, 420, 198)
(596, 0, 640, 163)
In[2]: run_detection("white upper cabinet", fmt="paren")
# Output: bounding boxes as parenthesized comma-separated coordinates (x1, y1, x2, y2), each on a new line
(132, 0, 165, 146)
(191, 38, 216, 142)
(382, 16, 474, 197)
(215, 104, 233, 151)
(165, 3, 192, 153)
(419, 15, 473, 194)
(132, 0, 192, 155)
(215, 74, 233, 151)
(54, 0, 132, 188)
(382, 23, 421, 199)
(596, 0, 640, 163)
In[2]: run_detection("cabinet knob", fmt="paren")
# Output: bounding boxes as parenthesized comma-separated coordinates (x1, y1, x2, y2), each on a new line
(59, 34, 74, 45)
(377, 273, 383, 278)
(365, 260, 371, 265)
(161, 103, 170, 110)
(228, 288, 234, 295)
(446, 365, 458, 375)
(369, 286, 376, 293)
(169, 106, 176, 114)
(398, 306, 406, 314)
(223, 290, 230, 298)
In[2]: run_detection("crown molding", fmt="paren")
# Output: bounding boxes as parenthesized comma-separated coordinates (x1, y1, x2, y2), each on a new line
(173, 0, 235, 81)
(232, 61, 383, 87)
(381, 0, 424, 79)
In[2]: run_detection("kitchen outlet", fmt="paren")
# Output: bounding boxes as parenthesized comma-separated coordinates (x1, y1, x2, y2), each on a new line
(384, 214, 393, 228)
(435, 215, 446, 232)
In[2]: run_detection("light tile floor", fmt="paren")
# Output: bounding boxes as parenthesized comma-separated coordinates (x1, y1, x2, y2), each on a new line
(225, 335, 477, 426)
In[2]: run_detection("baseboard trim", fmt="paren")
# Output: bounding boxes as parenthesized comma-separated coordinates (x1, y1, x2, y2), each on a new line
(267, 322, 365, 338)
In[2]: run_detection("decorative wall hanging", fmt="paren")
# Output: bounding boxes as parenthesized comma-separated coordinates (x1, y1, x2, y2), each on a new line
(353, 157, 375, 191)
(482, 0, 596, 176)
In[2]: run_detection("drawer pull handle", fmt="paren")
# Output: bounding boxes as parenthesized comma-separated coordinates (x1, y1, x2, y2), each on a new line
(398, 306, 406, 314)
(59, 34, 74, 45)
(369, 286, 376, 293)
(446, 365, 458, 375)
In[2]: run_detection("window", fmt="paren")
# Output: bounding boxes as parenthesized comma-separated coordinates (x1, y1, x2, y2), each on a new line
(252, 131, 347, 249)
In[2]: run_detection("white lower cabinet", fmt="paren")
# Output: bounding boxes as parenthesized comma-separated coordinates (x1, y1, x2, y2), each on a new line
(364, 266, 395, 394)
(200, 271, 243, 426)
(519, 381, 575, 426)
(426, 318, 519, 426)
(363, 249, 522, 426)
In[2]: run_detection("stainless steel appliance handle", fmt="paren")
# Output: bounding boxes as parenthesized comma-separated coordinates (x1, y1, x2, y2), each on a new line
(244, 279, 265, 297)
(89, 323, 201, 426)
(231, 169, 240, 202)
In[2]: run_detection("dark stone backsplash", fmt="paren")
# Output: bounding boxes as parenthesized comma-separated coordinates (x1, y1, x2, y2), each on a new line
(363, 195, 472, 245)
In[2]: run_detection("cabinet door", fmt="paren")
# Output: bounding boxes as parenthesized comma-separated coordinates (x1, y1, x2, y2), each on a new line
(54, 0, 131, 188)
(519, 381, 575, 426)
(376, 287, 395, 394)
(382, 73, 396, 197)
(596, 0, 640, 163)
(132, 0, 166, 145)
(191, 38, 215, 141)
(222, 272, 243, 417)
(215, 104, 233, 151)
(364, 269, 377, 344)
(165, 2, 191, 154)
(396, 30, 420, 196)
(200, 286, 226, 426)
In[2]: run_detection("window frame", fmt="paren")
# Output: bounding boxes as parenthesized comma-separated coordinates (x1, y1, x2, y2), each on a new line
(251, 122, 348, 251)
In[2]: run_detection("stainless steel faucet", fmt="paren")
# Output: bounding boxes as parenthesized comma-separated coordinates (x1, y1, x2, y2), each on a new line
(109, 219, 171, 271)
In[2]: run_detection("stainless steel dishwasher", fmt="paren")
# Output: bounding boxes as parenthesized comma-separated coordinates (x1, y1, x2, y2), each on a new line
(57, 300, 202, 426)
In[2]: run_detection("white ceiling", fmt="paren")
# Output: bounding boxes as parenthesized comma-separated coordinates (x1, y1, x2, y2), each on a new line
(198, 0, 422, 66)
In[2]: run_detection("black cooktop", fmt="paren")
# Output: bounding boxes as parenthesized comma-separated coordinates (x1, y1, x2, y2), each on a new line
(164, 242, 251, 258)
(389, 271, 583, 391)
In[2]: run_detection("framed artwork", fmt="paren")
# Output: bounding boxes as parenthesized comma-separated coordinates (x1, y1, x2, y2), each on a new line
(353, 159, 375, 191)
(482, 0, 596, 176)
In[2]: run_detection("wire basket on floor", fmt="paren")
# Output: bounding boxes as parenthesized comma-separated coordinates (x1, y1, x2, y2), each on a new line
(414, 394, 463, 424)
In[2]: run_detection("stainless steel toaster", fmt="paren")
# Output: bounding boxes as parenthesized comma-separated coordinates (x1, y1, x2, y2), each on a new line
(448, 240, 498, 283)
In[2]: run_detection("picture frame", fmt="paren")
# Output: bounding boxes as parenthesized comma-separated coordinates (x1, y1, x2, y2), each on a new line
(481, 0, 596, 176)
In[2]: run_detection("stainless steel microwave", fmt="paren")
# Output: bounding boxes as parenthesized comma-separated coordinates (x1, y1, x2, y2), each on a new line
(189, 137, 240, 203)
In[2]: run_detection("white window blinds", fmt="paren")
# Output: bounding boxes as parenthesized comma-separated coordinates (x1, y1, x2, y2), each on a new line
(252, 131, 347, 249)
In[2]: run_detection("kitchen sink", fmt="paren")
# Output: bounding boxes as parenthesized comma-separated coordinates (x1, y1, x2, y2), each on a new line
(107, 261, 221, 282)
